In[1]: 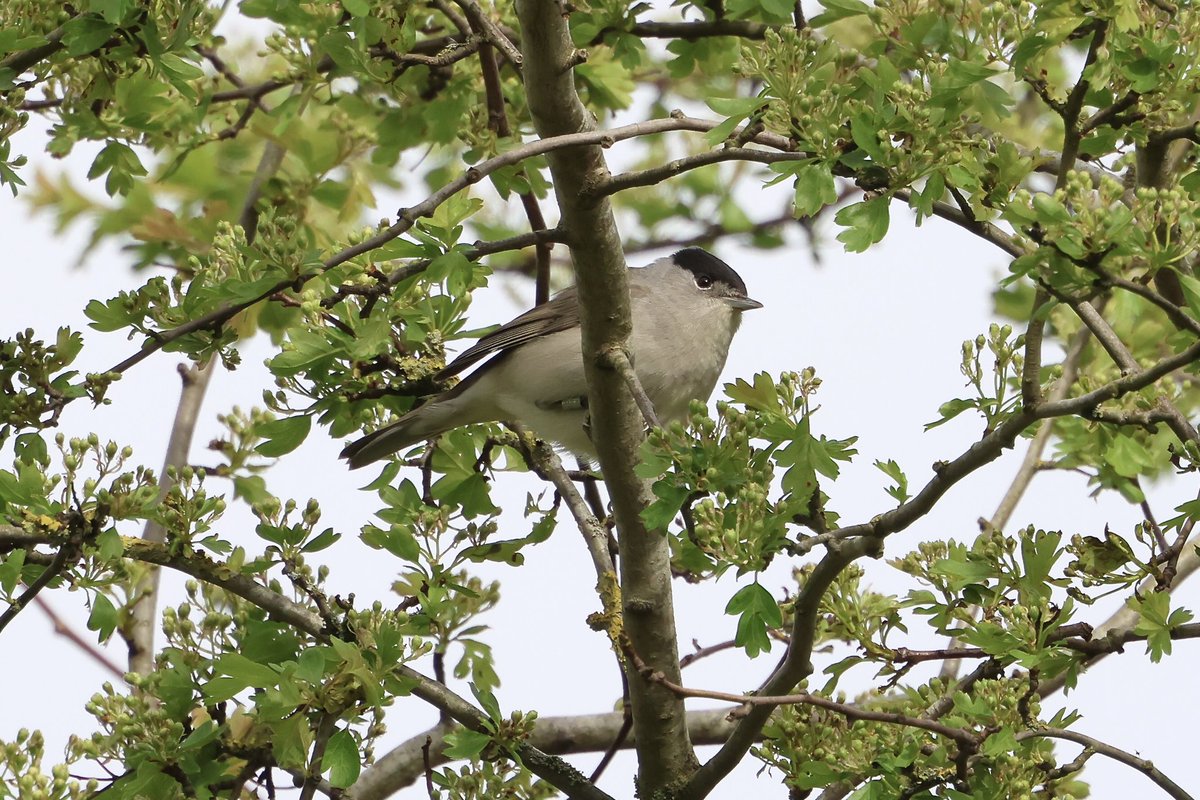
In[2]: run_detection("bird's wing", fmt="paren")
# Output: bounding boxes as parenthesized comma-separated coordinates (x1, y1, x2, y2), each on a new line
(435, 287, 581, 380)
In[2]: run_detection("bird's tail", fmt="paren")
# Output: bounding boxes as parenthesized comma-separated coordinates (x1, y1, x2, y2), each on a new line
(340, 400, 463, 469)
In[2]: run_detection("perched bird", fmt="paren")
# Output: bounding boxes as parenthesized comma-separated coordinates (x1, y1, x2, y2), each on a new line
(340, 247, 762, 468)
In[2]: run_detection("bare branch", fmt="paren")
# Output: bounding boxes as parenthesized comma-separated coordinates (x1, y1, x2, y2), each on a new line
(33, 596, 125, 679)
(0, 536, 77, 636)
(645, 675, 978, 751)
(596, 148, 809, 197)
(125, 362, 214, 677)
(627, 20, 770, 39)
(893, 190, 1026, 259)
(1068, 298, 1200, 448)
(353, 708, 738, 797)
(516, 4, 697, 791)
(1015, 728, 1193, 800)
(991, 318, 1093, 532)
(601, 347, 661, 429)
(1148, 122, 1200, 146)
(522, 438, 617, 587)
(455, 0, 523, 67)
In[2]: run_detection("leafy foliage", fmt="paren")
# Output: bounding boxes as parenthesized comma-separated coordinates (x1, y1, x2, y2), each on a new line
(2, 0, 1200, 798)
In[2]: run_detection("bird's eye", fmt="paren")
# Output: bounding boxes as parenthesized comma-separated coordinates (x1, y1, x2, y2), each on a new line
(694, 274, 714, 289)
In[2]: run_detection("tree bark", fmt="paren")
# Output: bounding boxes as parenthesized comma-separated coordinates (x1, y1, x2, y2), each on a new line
(514, 1, 697, 793)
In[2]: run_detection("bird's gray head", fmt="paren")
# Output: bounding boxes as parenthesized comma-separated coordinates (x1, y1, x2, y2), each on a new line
(656, 247, 763, 313)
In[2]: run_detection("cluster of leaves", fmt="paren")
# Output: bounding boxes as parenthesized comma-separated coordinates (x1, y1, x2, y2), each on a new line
(927, 323, 1025, 432)
(66, 581, 424, 796)
(756, 676, 1081, 799)
(641, 370, 856, 578)
(637, 370, 856, 658)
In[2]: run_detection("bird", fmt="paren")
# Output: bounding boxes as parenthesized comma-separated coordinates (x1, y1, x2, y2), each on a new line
(340, 247, 762, 468)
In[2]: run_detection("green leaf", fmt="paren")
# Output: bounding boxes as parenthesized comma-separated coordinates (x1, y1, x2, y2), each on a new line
(874, 459, 909, 503)
(790, 760, 841, 790)
(442, 729, 492, 760)
(62, 15, 117, 56)
(471, 682, 503, 723)
(296, 646, 330, 683)
(94, 528, 124, 560)
(810, 0, 871, 27)
(361, 524, 421, 562)
(322, 729, 361, 788)
(87, 593, 119, 643)
(84, 297, 135, 332)
(89, 0, 131, 24)
(0, 549, 25, 596)
(834, 197, 890, 253)
(180, 720, 220, 751)
(849, 114, 883, 160)
(255, 415, 312, 457)
(725, 372, 780, 413)
(725, 582, 783, 658)
(1104, 434, 1150, 479)
(272, 714, 313, 769)
(641, 482, 690, 531)
(86, 141, 147, 197)
(925, 398, 977, 430)
(1131, 592, 1194, 662)
(302, 527, 342, 553)
(792, 163, 839, 218)
(704, 96, 768, 145)
(1174, 271, 1200, 322)
(1031, 193, 1071, 225)
(211, 652, 280, 689)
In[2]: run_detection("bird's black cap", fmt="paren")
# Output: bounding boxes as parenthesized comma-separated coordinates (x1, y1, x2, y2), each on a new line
(672, 247, 748, 296)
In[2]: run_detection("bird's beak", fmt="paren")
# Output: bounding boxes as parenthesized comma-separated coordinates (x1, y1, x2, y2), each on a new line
(724, 294, 764, 311)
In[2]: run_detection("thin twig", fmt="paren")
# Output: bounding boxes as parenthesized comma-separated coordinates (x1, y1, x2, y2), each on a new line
(601, 347, 661, 428)
(1015, 728, 1193, 800)
(33, 595, 125, 679)
(299, 716, 339, 800)
(99, 114, 786, 380)
(642, 670, 978, 752)
(454, 0, 523, 67)
(893, 189, 1026, 258)
(522, 438, 617, 583)
(0, 539, 77, 635)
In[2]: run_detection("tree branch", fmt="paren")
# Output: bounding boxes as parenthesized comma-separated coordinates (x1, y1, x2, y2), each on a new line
(33, 596, 125, 679)
(646, 677, 978, 752)
(991, 318, 1093, 533)
(893, 190, 1026, 259)
(600, 347, 661, 429)
(352, 708, 739, 797)
(1015, 728, 1193, 800)
(682, 536, 879, 799)
(523, 438, 617, 590)
(589, 19, 771, 45)
(515, 3, 696, 793)
(0, 525, 613, 800)
(595, 147, 810, 197)
(125, 362, 214, 677)
(0, 534, 77, 636)
(1068, 299, 1200, 448)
